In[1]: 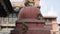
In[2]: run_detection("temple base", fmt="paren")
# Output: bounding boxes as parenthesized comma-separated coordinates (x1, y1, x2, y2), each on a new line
(10, 29, 51, 34)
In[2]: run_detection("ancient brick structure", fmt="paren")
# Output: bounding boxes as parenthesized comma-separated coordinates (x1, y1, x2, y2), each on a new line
(10, 6, 52, 34)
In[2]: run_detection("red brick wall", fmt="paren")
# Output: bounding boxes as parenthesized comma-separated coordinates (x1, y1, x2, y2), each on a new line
(27, 23, 44, 28)
(10, 22, 51, 34)
(26, 30, 50, 34)
(16, 22, 45, 28)
(10, 30, 51, 34)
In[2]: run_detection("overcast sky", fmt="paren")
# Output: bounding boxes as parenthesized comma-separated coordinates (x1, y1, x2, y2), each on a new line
(10, 0, 60, 23)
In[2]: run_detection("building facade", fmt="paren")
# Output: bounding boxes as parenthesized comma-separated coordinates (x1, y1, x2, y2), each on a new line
(10, 6, 58, 34)
(0, 0, 59, 34)
(0, 0, 40, 34)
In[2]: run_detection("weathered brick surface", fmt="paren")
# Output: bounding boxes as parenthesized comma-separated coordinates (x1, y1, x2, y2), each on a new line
(10, 7, 51, 34)
(26, 30, 50, 34)
(18, 7, 40, 19)
(10, 30, 51, 34)
(10, 22, 50, 34)
(16, 23, 45, 28)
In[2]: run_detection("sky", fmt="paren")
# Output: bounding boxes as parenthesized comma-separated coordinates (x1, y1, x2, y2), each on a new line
(40, 0, 60, 23)
(10, 0, 60, 23)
